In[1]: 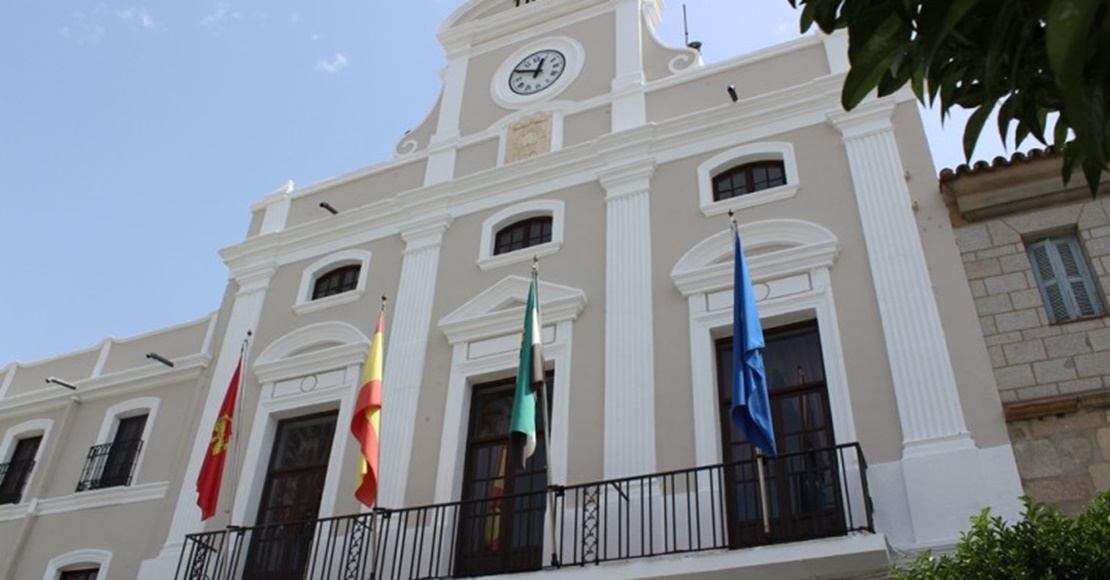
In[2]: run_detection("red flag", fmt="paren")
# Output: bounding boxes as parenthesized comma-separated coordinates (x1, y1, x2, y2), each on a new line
(196, 351, 243, 520)
(351, 312, 384, 507)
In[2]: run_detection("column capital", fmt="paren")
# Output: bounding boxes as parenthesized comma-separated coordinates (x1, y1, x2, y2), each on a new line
(400, 213, 453, 250)
(597, 160, 655, 201)
(827, 97, 898, 140)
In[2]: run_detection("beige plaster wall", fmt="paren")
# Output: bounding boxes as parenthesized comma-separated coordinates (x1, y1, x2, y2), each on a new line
(284, 159, 428, 229)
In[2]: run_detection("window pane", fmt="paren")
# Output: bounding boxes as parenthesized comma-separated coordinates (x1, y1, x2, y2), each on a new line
(494, 217, 553, 256)
(312, 265, 360, 300)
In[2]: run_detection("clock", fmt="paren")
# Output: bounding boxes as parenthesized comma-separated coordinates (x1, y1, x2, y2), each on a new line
(491, 37, 583, 109)
(508, 49, 566, 96)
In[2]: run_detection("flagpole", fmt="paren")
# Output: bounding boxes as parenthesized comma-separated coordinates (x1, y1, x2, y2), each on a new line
(369, 295, 386, 580)
(731, 210, 771, 536)
(532, 258, 560, 567)
(228, 332, 251, 527)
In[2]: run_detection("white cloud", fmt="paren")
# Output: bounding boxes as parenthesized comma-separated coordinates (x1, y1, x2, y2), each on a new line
(315, 53, 349, 74)
(59, 13, 106, 44)
(201, 3, 241, 28)
(289, 13, 301, 25)
(118, 7, 158, 30)
(311, 33, 322, 41)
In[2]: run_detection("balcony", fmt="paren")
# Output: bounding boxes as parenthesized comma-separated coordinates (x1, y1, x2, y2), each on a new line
(177, 443, 874, 580)
(0, 458, 36, 504)
(75, 439, 144, 492)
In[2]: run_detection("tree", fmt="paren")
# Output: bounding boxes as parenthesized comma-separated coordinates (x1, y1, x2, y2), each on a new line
(892, 491, 1110, 579)
(788, 0, 1109, 193)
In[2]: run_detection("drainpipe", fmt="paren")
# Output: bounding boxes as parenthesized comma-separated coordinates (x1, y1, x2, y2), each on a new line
(2, 394, 81, 580)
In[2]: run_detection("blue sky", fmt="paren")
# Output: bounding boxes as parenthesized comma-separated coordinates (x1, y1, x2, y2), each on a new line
(0, 1, 1010, 365)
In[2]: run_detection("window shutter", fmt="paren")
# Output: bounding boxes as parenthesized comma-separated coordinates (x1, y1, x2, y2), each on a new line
(1054, 237, 1103, 318)
(1028, 240, 1070, 322)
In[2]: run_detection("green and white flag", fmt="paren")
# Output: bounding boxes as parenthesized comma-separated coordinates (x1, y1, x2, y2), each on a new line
(510, 276, 544, 471)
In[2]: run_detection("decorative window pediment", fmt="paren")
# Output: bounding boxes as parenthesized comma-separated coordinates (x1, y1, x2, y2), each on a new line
(439, 275, 586, 345)
(671, 219, 838, 297)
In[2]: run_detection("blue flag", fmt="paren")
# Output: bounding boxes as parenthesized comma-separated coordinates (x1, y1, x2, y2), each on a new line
(731, 228, 777, 456)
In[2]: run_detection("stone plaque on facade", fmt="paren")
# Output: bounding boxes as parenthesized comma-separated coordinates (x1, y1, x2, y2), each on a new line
(504, 111, 552, 164)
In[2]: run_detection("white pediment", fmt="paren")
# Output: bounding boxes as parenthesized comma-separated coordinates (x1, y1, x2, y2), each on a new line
(252, 321, 371, 384)
(671, 219, 839, 297)
(439, 275, 587, 344)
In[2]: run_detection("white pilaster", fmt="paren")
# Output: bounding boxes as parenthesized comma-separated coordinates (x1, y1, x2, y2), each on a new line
(599, 162, 656, 478)
(425, 52, 469, 186)
(138, 264, 276, 580)
(610, 0, 646, 132)
(378, 213, 452, 507)
(254, 181, 295, 235)
(829, 101, 968, 447)
(829, 99, 1023, 546)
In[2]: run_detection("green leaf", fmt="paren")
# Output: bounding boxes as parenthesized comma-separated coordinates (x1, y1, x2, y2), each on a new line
(841, 9, 911, 109)
(963, 100, 995, 161)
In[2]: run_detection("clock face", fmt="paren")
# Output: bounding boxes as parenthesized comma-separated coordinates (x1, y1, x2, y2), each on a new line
(508, 49, 566, 96)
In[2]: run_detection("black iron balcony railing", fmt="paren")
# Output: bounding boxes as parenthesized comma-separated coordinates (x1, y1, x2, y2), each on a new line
(177, 443, 872, 580)
(0, 459, 36, 505)
(75, 439, 144, 492)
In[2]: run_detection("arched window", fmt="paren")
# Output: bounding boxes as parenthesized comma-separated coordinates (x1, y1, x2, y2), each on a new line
(311, 265, 361, 300)
(494, 217, 553, 255)
(712, 160, 787, 201)
(478, 200, 564, 270)
(697, 142, 800, 216)
(294, 250, 372, 315)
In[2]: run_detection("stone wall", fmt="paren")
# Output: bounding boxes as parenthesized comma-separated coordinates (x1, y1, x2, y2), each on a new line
(952, 196, 1110, 512)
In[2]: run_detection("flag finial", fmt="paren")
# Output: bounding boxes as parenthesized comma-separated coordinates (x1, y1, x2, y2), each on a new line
(380, 295, 388, 311)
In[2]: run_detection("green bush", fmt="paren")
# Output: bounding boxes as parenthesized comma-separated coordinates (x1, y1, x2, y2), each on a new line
(893, 490, 1110, 579)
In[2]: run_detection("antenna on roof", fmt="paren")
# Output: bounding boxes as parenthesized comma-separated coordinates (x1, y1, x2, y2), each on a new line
(682, 4, 701, 52)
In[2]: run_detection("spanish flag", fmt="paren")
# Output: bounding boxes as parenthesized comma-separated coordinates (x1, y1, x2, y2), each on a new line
(352, 311, 384, 507)
(196, 350, 244, 521)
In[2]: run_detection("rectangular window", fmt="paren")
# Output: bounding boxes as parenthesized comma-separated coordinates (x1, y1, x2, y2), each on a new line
(454, 374, 552, 577)
(77, 414, 148, 491)
(0, 436, 42, 504)
(1027, 235, 1106, 323)
(715, 321, 845, 547)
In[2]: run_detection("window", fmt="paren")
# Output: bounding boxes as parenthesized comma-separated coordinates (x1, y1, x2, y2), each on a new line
(0, 435, 41, 504)
(59, 570, 99, 580)
(494, 217, 552, 255)
(696, 142, 800, 216)
(311, 265, 360, 300)
(712, 160, 787, 201)
(245, 412, 337, 580)
(478, 200, 564, 270)
(294, 250, 372, 314)
(77, 414, 147, 492)
(454, 375, 552, 577)
(715, 321, 844, 547)
(1027, 235, 1106, 323)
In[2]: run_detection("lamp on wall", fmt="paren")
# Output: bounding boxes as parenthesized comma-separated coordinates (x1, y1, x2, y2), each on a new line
(146, 352, 175, 368)
(319, 202, 339, 215)
(727, 85, 738, 103)
(45, 377, 77, 390)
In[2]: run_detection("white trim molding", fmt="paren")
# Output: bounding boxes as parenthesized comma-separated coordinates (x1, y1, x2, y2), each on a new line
(435, 275, 587, 505)
(292, 249, 372, 315)
(43, 549, 113, 580)
(477, 200, 565, 270)
(697, 142, 800, 217)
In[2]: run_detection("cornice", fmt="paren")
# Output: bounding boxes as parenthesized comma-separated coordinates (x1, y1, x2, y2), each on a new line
(218, 71, 871, 276)
(35, 481, 169, 517)
(672, 240, 840, 297)
(0, 355, 210, 421)
(827, 96, 901, 140)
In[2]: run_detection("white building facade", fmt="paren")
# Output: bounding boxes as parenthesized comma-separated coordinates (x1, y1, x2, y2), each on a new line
(0, 1, 1027, 578)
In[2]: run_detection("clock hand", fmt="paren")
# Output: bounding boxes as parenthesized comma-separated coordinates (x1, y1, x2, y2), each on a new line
(532, 57, 546, 78)
(514, 67, 542, 75)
